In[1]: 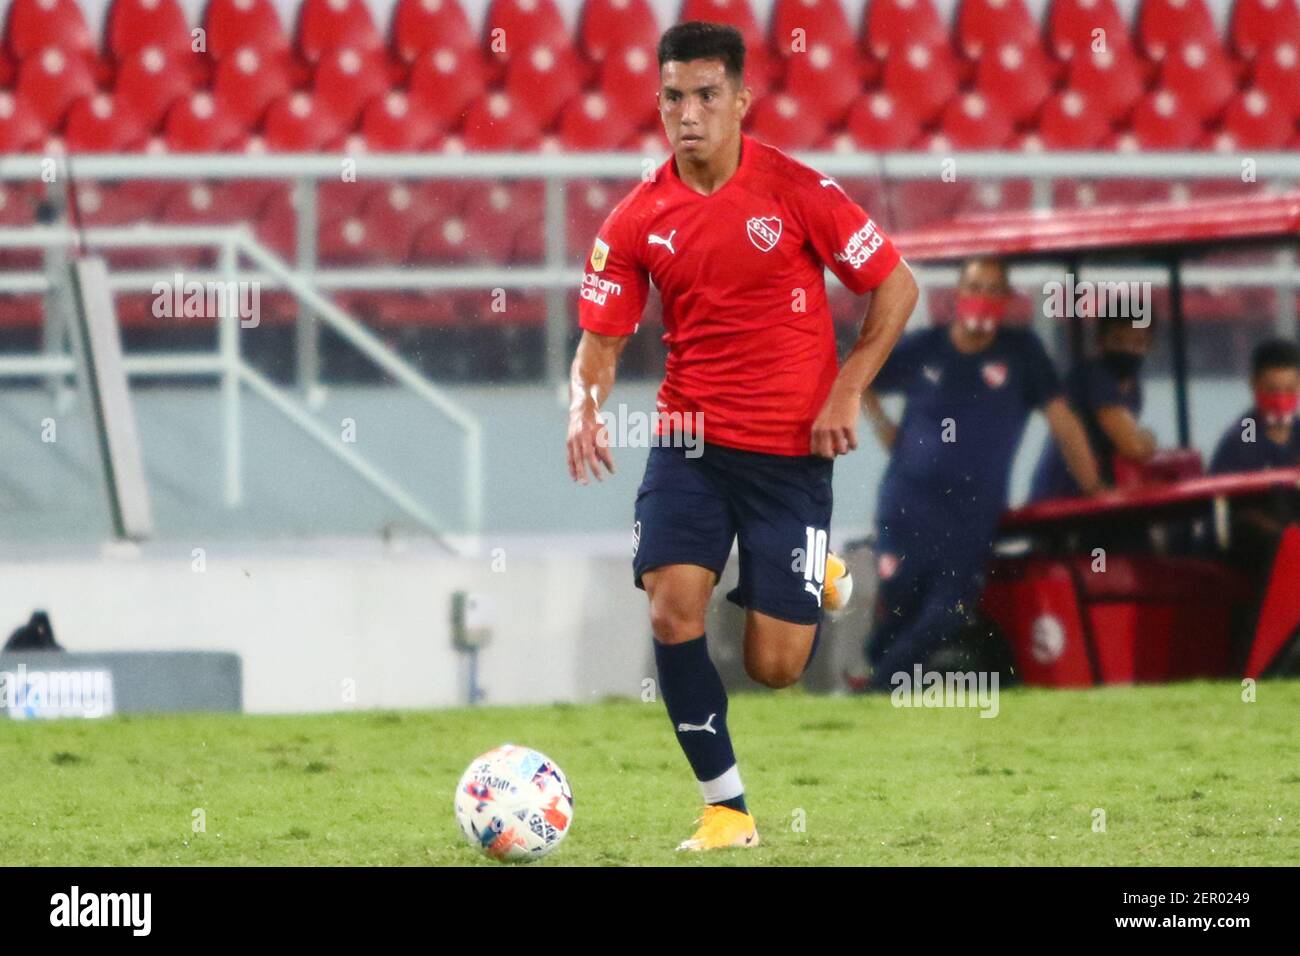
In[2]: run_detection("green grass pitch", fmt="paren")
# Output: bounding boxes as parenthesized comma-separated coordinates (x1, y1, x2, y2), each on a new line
(2, 681, 1296, 866)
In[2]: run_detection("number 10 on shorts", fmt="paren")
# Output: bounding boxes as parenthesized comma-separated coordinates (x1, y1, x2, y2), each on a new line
(803, 526, 828, 603)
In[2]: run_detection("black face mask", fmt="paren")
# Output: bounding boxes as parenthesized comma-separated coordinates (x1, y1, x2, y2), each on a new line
(1102, 350, 1145, 380)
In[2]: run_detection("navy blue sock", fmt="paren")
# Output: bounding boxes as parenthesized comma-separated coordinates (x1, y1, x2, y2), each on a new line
(654, 634, 746, 812)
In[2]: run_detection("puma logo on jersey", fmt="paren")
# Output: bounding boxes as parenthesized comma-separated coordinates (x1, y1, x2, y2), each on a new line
(677, 713, 717, 735)
(923, 365, 942, 384)
(648, 230, 677, 255)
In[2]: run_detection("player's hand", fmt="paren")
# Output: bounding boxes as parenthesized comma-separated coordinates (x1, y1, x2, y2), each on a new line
(567, 406, 615, 485)
(811, 385, 861, 459)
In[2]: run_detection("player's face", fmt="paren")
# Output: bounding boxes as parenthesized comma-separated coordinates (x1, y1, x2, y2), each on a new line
(657, 59, 750, 162)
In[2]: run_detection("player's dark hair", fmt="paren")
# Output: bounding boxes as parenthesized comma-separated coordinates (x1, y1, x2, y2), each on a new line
(1251, 338, 1300, 377)
(657, 21, 746, 86)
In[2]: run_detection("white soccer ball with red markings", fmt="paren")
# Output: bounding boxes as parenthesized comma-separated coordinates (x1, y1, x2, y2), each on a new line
(454, 744, 574, 862)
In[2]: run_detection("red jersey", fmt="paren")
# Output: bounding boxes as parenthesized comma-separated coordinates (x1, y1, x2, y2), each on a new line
(577, 134, 901, 456)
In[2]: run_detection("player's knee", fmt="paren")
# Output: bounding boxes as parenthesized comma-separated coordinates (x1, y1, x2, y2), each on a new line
(648, 598, 706, 644)
(743, 646, 802, 689)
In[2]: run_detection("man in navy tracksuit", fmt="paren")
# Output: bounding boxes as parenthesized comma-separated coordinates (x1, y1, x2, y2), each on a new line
(857, 258, 1103, 689)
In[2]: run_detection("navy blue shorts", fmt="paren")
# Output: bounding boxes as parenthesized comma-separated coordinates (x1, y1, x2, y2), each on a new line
(632, 440, 834, 625)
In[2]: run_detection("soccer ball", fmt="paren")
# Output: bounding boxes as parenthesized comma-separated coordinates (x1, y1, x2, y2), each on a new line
(454, 744, 574, 862)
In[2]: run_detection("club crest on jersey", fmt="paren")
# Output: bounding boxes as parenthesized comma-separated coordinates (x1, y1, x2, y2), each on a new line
(589, 238, 609, 273)
(982, 361, 1009, 388)
(746, 216, 782, 253)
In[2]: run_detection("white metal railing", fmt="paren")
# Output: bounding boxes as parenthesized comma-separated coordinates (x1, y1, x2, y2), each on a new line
(1, 151, 1296, 381)
(0, 223, 481, 546)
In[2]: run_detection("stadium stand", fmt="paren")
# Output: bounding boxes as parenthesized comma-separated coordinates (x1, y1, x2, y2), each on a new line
(0, 0, 1295, 156)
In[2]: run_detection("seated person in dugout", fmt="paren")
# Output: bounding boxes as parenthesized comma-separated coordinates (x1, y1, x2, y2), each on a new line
(1209, 338, 1300, 567)
(1029, 313, 1157, 501)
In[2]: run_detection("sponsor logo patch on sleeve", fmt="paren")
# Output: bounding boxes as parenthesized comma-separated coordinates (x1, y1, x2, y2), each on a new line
(590, 238, 610, 272)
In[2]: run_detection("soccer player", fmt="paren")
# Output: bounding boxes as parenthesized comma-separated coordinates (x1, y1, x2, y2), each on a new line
(565, 21, 918, 851)
(1208, 339, 1300, 566)
(856, 257, 1102, 689)
(1029, 314, 1157, 500)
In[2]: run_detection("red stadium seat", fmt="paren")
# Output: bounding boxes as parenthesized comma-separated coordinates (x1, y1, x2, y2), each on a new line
(597, 43, 659, 132)
(771, 0, 853, 56)
(975, 42, 1054, 124)
(1125, 88, 1204, 148)
(16, 47, 96, 130)
(296, 0, 382, 63)
(956, 0, 1040, 60)
(1048, 0, 1129, 61)
(1252, 41, 1300, 116)
(1160, 41, 1237, 121)
(484, 0, 570, 59)
(393, 0, 477, 62)
(458, 182, 544, 263)
(106, 0, 192, 59)
(260, 91, 348, 151)
(204, 0, 291, 59)
(840, 91, 922, 149)
(64, 93, 150, 152)
(556, 92, 638, 150)
(862, 0, 946, 60)
(162, 92, 247, 151)
(579, 0, 659, 63)
(1230, 0, 1300, 60)
(883, 42, 960, 123)
(312, 46, 389, 127)
(781, 42, 862, 126)
(1067, 44, 1147, 122)
(4, 0, 94, 60)
(1033, 89, 1111, 147)
(565, 178, 630, 256)
(741, 43, 780, 102)
(407, 46, 489, 131)
(358, 91, 444, 150)
(1213, 88, 1293, 148)
(745, 91, 826, 149)
(409, 210, 470, 263)
(72, 181, 160, 227)
(114, 45, 193, 130)
(460, 92, 544, 150)
(0, 91, 46, 152)
(504, 43, 584, 130)
(937, 92, 1014, 148)
(250, 186, 297, 258)
(680, 0, 764, 53)
(211, 46, 295, 129)
(1137, 0, 1218, 62)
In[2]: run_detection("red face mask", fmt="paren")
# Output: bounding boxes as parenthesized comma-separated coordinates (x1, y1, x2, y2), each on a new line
(956, 293, 1008, 334)
(1256, 389, 1299, 426)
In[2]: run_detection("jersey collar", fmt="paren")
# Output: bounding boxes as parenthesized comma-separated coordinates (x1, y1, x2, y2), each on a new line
(667, 133, 754, 200)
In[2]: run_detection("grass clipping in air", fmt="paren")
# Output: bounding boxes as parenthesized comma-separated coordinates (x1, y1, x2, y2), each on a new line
(1, 681, 1296, 865)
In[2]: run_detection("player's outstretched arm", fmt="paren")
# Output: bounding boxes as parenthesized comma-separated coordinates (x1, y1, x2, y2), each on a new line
(811, 260, 918, 459)
(1044, 397, 1105, 495)
(567, 330, 629, 485)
